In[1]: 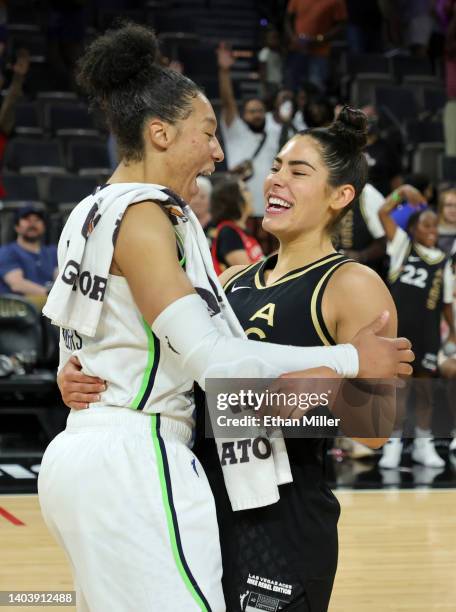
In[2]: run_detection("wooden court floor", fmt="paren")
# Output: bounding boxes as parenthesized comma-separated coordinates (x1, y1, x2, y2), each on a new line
(1, 490, 455, 611)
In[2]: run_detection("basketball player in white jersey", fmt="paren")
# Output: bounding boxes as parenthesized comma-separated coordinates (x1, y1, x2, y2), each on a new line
(39, 23, 414, 612)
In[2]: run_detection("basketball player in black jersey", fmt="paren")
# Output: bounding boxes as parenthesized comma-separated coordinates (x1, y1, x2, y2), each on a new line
(58, 107, 413, 611)
(378, 185, 455, 469)
(198, 107, 401, 612)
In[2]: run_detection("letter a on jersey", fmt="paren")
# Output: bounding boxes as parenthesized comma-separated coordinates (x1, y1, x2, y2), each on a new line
(249, 303, 276, 327)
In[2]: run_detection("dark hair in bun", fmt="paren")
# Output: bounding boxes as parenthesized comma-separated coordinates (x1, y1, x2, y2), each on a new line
(299, 105, 369, 231)
(76, 22, 200, 161)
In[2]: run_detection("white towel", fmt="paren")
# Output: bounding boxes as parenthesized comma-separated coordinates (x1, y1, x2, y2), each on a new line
(43, 182, 292, 511)
(43, 183, 170, 336)
(169, 189, 293, 510)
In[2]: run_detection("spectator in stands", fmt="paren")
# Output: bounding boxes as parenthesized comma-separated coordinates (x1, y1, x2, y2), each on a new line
(267, 88, 300, 149)
(398, 0, 434, 57)
(210, 178, 263, 274)
(364, 112, 403, 196)
(444, 0, 456, 155)
(438, 186, 456, 256)
(217, 42, 282, 217)
(190, 175, 212, 231)
(292, 81, 322, 130)
(305, 94, 335, 127)
(0, 47, 30, 198)
(336, 182, 387, 276)
(285, 0, 347, 91)
(258, 27, 283, 101)
(346, 0, 383, 53)
(0, 206, 57, 297)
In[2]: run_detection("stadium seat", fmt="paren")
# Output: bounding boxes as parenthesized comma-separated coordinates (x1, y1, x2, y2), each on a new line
(391, 56, 434, 81)
(343, 53, 390, 78)
(178, 44, 218, 80)
(350, 74, 393, 107)
(0, 295, 43, 360)
(14, 102, 43, 137)
(8, 32, 46, 62)
(2, 174, 40, 201)
(66, 140, 111, 176)
(413, 143, 445, 182)
(44, 102, 99, 137)
(0, 295, 58, 436)
(4, 138, 66, 175)
(374, 86, 419, 125)
(438, 155, 456, 182)
(405, 120, 444, 148)
(422, 88, 447, 116)
(46, 175, 98, 207)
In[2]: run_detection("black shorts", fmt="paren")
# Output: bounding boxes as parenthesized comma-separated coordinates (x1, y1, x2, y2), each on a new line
(196, 437, 339, 612)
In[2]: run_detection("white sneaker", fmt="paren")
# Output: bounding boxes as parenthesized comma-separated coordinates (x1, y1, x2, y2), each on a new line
(449, 437, 456, 452)
(412, 438, 445, 468)
(378, 439, 403, 469)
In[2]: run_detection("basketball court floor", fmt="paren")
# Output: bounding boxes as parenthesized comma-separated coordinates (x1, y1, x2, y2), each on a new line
(1, 485, 455, 611)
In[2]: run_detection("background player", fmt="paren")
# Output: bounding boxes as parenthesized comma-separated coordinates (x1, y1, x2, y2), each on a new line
(378, 185, 455, 469)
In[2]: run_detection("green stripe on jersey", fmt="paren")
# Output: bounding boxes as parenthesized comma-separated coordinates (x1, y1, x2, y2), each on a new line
(130, 317, 156, 410)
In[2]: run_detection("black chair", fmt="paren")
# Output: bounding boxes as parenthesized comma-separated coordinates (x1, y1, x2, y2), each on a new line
(438, 155, 456, 182)
(14, 101, 43, 137)
(343, 53, 390, 78)
(413, 143, 445, 182)
(391, 56, 434, 81)
(405, 120, 444, 148)
(179, 44, 218, 80)
(0, 295, 61, 444)
(67, 140, 111, 175)
(3, 174, 40, 201)
(349, 74, 393, 107)
(0, 295, 43, 360)
(24, 63, 66, 96)
(46, 175, 98, 207)
(4, 138, 66, 174)
(45, 102, 99, 137)
(423, 88, 447, 116)
(374, 86, 419, 125)
(9, 32, 46, 62)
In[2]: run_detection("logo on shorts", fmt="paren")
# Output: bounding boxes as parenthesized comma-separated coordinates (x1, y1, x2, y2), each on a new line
(240, 591, 249, 610)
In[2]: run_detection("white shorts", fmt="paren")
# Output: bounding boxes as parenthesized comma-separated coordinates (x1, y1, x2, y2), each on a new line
(38, 407, 225, 612)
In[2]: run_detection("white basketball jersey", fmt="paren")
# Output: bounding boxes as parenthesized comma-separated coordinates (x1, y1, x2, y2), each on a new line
(61, 272, 195, 422)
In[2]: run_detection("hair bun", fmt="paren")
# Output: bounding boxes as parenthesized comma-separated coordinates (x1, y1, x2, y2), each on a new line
(330, 106, 368, 150)
(77, 22, 159, 99)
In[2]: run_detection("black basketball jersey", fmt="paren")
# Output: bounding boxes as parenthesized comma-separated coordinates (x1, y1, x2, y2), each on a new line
(389, 241, 448, 372)
(203, 252, 352, 612)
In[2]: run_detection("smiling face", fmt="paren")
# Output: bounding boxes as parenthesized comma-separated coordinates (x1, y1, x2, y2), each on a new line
(263, 135, 355, 242)
(412, 210, 439, 248)
(168, 93, 224, 201)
